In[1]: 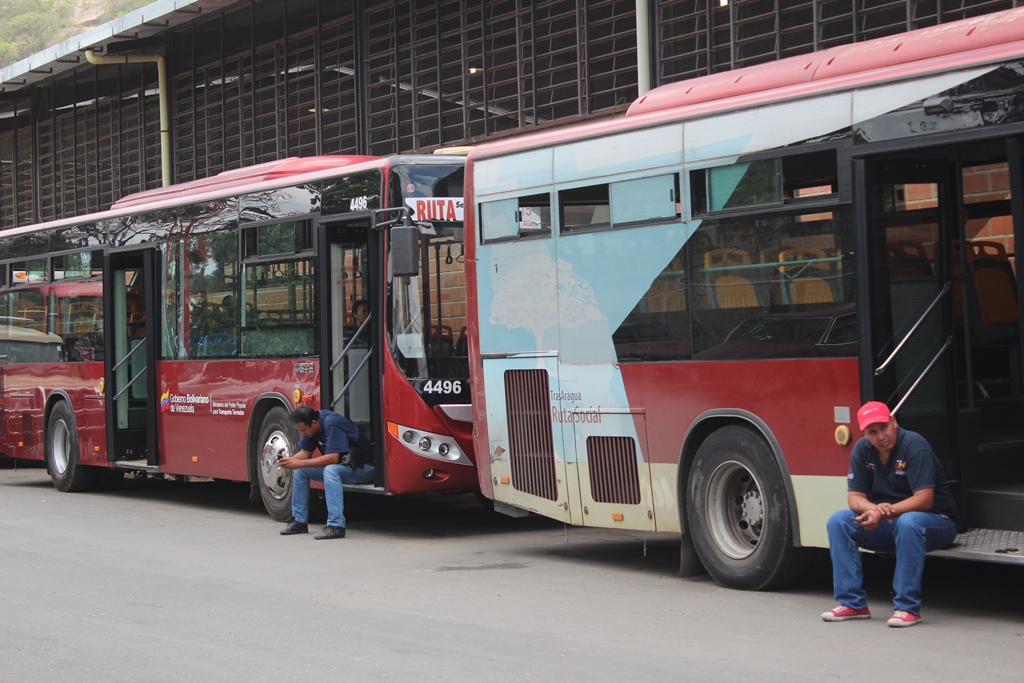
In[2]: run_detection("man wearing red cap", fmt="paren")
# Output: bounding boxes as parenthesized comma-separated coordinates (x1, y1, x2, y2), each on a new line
(821, 401, 961, 627)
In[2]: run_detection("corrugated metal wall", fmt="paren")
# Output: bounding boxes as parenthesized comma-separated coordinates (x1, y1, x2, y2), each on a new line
(0, 0, 1015, 229)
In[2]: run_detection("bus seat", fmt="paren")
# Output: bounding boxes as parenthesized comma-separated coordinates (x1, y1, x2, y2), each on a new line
(790, 278, 834, 304)
(759, 248, 785, 305)
(888, 240, 932, 277)
(68, 301, 101, 316)
(431, 325, 454, 356)
(714, 275, 758, 309)
(646, 277, 687, 312)
(704, 248, 751, 269)
(779, 248, 833, 304)
(201, 333, 237, 356)
(952, 239, 1018, 331)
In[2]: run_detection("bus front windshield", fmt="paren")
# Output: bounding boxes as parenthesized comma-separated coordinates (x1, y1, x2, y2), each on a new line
(391, 227, 469, 405)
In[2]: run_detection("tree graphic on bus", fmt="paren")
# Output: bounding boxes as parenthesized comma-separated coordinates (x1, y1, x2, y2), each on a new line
(489, 253, 601, 350)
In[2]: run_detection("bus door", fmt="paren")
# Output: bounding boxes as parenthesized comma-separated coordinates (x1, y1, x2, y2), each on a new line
(104, 248, 159, 468)
(483, 355, 573, 523)
(318, 218, 381, 480)
(862, 138, 1024, 505)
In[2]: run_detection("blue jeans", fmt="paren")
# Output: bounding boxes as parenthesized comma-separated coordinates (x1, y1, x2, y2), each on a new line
(291, 463, 375, 528)
(827, 509, 958, 615)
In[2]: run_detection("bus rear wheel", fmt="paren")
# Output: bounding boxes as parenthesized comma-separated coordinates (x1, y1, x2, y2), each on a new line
(255, 407, 295, 522)
(685, 425, 807, 590)
(46, 401, 97, 492)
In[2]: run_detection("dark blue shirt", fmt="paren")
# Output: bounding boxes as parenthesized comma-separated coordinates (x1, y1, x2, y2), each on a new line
(298, 410, 374, 462)
(847, 426, 959, 524)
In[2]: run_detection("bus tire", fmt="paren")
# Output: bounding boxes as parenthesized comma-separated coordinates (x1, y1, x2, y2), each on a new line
(255, 407, 296, 522)
(685, 425, 807, 591)
(45, 401, 97, 493)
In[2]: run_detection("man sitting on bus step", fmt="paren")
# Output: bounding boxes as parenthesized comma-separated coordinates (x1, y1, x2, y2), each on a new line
(822, 401, 961, 627)
(277, 405, 374, 540)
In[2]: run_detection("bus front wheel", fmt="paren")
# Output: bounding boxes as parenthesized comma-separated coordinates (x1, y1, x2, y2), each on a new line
(46, 401, 97, 493)
(685, 425, 807, 590)
(255, 407, 295, 522)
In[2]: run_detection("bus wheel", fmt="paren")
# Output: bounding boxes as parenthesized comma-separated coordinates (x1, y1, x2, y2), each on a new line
(686, 425, 807, 590)
(255, 407, 295, 522)
(45, 401, 97, 493)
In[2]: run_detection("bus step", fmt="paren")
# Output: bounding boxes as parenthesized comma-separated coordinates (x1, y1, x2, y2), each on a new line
(931, 528, 1024, 565)
(113, 459, 159, 471)
(965, 485, 1024, 531)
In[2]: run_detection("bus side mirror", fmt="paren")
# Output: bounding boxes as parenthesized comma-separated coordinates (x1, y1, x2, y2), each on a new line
(391, 225, 419, 277)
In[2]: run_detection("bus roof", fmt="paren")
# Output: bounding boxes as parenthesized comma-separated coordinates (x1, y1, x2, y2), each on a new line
(469, 6, 1024, 162)
(626, 8, 1024, 117)
(1, 153, 466, 240)
(111, 155, 379, 209)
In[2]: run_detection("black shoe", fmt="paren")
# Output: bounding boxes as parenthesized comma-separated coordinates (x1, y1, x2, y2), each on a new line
(314, 526, 346, 540)
(280, 521, 308, 535)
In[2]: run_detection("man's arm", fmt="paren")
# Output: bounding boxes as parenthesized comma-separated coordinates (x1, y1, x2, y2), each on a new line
(278, 449, 340, 470)
(875, 488, 934, 518)
(848, 488, 935, 529)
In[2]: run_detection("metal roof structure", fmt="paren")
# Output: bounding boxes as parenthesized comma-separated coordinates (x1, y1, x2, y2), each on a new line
(0, 0, 235, 95)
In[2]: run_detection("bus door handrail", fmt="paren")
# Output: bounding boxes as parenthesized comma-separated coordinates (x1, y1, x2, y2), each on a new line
(112, 338, 148, 402)
(874, 282, 950, 377)
(330, 313, 372, 411)
(892, 336, 953, 416)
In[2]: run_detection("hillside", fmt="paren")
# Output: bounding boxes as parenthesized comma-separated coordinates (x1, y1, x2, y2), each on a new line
(0, 0, 150, 69)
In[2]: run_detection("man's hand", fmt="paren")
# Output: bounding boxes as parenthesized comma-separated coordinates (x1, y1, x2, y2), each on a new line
(852, 507, 882, 531)
(875, 502, 897, 518)
(277, 456, 302, 471)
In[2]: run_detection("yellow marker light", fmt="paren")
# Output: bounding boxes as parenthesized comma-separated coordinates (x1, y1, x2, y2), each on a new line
(94, 446, 100, 452)
(192, 456, 199, 462)
(293, 389, 302, 403)
(18, 441, 23, 447)
(98, 379, 105, 393)
(612, 513, 624, 522)
(835, 425, 851, 447)
(499, 476, 510, 485)
(387, 421, 400, 439)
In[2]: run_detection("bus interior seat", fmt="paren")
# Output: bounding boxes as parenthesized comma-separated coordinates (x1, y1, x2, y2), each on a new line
(201, 333, 237, 356)
(888, 240, 933, 277)
(431, 324, 454, 356)
(779, 248, 834, 304)
(704, 248, 751, 269)
(646, 277, 687, 312)
(455, 326, 468, 356)
(714, 275, 759, 309)
(759, 247, 785, 305)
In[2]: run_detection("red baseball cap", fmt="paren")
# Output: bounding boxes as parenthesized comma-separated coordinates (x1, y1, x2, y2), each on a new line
(857, 401, 892, 431)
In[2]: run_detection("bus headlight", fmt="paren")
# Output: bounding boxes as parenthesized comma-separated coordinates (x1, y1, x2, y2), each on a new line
(387, 421, 471, 466)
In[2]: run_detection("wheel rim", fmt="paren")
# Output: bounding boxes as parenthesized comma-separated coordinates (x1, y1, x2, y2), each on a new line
(51, 418, 70, 475)
(704, 459, 765, 560)
(260, 430, 292, 501)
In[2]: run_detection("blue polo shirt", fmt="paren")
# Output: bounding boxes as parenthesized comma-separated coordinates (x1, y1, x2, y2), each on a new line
(848, 426, 960, 525)
(298, 410, 374, 461)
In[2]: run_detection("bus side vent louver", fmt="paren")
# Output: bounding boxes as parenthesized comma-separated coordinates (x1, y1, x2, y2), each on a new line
(504, 369, 557, 501)
(587, 436, 641, 505)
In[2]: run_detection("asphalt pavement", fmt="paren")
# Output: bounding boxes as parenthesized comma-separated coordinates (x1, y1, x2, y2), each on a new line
(1, 465, 1022, 682)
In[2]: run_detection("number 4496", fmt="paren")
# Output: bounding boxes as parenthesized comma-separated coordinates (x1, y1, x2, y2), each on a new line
(423, 380, 462, 394)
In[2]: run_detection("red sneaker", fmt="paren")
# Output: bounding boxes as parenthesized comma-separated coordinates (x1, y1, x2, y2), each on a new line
(821, 605, 871, 622)
(887, 610, 921, 627)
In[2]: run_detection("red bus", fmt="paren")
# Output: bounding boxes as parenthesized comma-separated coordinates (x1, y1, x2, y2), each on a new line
(1, 154, 476, 518)
(466, 8, 1024, 589)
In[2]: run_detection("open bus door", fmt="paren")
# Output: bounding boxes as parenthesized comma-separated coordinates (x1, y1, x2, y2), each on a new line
(317, 217, 382, 486)
(104, 248, 160, 471)
(860, 136, 1024, 554)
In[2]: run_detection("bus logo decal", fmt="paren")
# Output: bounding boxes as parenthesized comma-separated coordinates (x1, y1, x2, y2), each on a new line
(405, 197, 464, 222)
